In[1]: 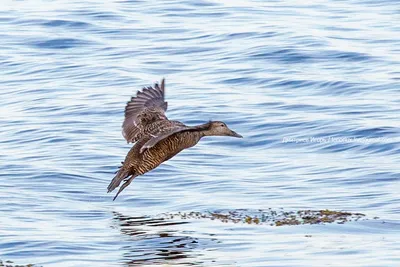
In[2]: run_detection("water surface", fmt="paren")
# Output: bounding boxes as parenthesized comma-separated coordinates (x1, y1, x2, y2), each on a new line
(1, 0, 399, 266)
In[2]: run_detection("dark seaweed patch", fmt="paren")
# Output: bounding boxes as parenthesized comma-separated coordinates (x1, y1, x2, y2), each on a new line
(0, 260, 40, 267)
(159, 209, 366, 226)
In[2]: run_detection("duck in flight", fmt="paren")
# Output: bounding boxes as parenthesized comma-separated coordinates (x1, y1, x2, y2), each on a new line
(107, 79, 243, 200)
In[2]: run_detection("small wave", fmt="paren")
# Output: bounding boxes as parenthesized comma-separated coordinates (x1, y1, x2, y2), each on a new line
(30, 38, 94, 49)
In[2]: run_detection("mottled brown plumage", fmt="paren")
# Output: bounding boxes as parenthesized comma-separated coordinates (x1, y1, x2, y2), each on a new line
(108, 79, 242, 200)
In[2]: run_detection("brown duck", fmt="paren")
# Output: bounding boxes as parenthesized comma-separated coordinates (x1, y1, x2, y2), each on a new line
(108, 79, 243, 200)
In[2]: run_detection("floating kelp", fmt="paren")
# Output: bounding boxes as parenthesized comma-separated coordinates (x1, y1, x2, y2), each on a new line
(0, 260, 39, 267)
(158, 209, 366, 226)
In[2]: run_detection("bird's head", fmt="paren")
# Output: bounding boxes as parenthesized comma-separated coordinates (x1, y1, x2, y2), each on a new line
(205, 121, 243, 138)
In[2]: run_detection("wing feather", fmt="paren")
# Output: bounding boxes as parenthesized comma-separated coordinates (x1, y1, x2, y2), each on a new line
(122, 79, 168, 143)
(139, 123, 192, 153)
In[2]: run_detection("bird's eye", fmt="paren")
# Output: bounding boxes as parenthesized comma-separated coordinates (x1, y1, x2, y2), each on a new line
(221, 124, 225, 127)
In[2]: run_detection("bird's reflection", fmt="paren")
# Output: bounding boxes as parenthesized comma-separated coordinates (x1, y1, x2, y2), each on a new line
(112, 212, 207, 266)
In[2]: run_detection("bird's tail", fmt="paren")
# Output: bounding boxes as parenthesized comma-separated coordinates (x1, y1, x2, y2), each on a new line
(107, 166, 130, 193)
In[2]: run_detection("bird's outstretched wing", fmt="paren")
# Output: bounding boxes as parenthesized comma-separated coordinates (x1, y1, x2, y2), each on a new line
(122, 79, 168, 143)
(139, 121, 213, 153)
(139, 122, 191, 153)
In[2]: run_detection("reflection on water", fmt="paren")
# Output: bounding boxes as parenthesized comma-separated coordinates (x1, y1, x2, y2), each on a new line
(112, 212, 216, 266)
(112, 209, 371, 266)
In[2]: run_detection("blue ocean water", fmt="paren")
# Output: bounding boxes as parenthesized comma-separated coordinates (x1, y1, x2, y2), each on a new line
(1, 0, 399, 266)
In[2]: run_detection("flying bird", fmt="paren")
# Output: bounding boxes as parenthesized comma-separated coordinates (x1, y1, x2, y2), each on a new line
(108, 79, 243, 200)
